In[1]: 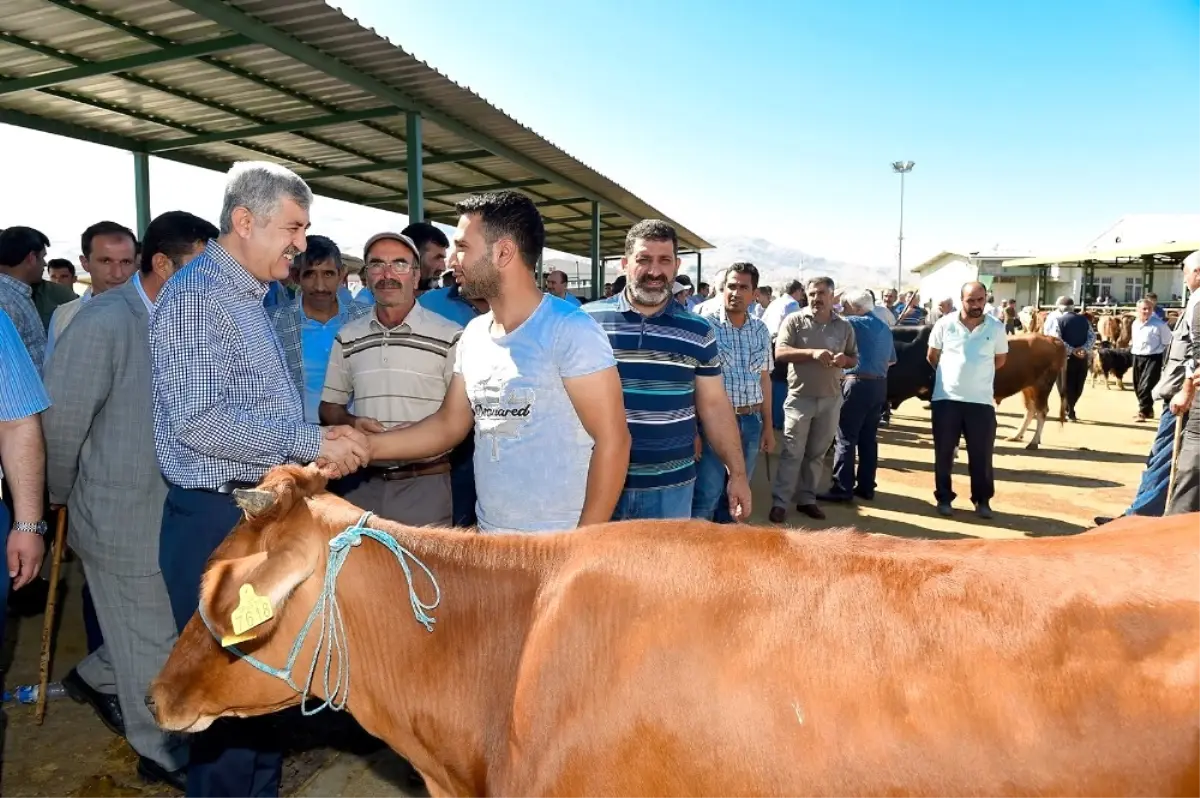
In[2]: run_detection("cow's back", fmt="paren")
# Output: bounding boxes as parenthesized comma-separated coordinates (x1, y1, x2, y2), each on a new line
(505, 518, 1199, 797)
(993, 333, 1065, 400)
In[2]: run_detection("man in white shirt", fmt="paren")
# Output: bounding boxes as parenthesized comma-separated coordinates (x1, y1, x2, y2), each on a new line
(926, 281, 1009, 518)
(1129, 298, 1173, 422)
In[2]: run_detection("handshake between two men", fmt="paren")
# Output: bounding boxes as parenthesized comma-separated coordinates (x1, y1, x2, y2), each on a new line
(313, 416, 418, 478)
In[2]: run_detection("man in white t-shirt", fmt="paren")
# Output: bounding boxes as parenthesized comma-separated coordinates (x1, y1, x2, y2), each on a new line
(368, 191, 630, 532)
(926, 281, 1009, 519)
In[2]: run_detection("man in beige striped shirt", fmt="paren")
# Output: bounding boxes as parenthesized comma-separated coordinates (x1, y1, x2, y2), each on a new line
(320, 231, 462, 526)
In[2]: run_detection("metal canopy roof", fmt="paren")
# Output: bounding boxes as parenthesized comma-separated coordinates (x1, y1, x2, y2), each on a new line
(0, 0, 713, 259)
(1001, 241, 1200, 269)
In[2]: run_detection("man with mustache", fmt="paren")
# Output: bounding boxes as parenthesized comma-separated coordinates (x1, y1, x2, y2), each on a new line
(584, 220, 751, 521)
(269, 235, 370, 424)
(769, 276, 858, 523)
(149, 161, 369, 797)
(319, 231, 464, 527)
(926, 281, 1009, 518)
(370, 190, 630, 532)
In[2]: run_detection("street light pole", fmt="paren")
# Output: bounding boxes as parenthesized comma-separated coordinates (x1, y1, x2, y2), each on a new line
(891, 160, 915, 293)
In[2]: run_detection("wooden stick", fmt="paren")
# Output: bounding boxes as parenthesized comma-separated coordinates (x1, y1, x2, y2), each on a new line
(35, 507, 68, 725)
(1166, 413, 1186, 508)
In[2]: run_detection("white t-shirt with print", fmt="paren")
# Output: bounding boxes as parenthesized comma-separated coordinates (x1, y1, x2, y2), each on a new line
(454, 295, 616, 533)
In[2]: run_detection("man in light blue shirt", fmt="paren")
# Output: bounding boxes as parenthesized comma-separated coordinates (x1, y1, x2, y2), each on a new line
(268, 235, 370, 423)
(927, 281, 1009, 518)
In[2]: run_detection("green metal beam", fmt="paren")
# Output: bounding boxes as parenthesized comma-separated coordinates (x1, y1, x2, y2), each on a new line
(144, 106, 403, 152)
(546, 211, 622, 225)
(0, 107, 139, 151)
(536, 196, 590, 208)
(171, 0, 650, 224)
(297, 149, 491, 180)
(406, 112, 424, 222)
(133, 151, 151, 237)
(422, 178, 548, 200)
(0, 34, 252, 96)
(590, 201, 602, 301)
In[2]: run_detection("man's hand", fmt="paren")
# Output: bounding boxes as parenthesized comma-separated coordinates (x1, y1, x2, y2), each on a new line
(760, 427, 775, 454)
(814, 349, 835, 367)
(352, 416, 385, 434)
(317, 425, 370, 478)
(832, 353, 853, 368)
(1072, 348, 1088, 359)
(8, 530, 45, 590)
(726, 473, 753, 522)
(1169, 384, 1195, 416)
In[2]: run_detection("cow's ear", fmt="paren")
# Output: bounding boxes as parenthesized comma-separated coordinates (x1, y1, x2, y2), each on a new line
(199, 529, 325, 647)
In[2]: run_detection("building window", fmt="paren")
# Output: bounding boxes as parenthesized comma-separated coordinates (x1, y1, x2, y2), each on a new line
(1124, 276, 1143, 304)
(1094, 276, 1113, 301)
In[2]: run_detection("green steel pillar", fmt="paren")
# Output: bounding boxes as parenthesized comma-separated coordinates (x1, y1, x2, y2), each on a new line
(590, 200, 601, 300)
(1142, 255, 1154, 295)
(1036, 266, 1047, 307)
(696, 251, 702, 287)
(133, 150, 151, 237)
(406, 112, 424, 223)
(537, 253, 544, 291)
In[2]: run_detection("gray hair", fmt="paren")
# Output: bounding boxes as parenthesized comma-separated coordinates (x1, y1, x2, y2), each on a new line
(840, 288, 875, 314)
(1183, 251, 1200, 272)
(218, 161, 313, 235)
(806, 275, 835, 292)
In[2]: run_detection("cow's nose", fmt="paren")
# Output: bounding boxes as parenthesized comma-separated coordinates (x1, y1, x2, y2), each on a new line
(144, 693, 158, 720)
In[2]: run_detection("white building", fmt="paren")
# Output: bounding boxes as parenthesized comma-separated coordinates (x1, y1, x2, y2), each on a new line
(912, 215, 1200, 309)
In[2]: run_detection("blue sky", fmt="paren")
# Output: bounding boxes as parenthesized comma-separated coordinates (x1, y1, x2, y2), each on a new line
(1, 0, 1195, 270)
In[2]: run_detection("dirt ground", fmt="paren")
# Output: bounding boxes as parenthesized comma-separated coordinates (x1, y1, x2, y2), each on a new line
(0, 377, 1162, 796)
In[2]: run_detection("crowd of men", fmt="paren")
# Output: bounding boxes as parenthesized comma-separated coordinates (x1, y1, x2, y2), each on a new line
(0, 157, 1197, 798)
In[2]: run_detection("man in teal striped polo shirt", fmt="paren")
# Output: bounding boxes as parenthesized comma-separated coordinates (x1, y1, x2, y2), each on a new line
(584, 220, 751, 521)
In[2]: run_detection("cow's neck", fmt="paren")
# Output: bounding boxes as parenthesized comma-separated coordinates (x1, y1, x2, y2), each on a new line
(333, 521, 553, 795)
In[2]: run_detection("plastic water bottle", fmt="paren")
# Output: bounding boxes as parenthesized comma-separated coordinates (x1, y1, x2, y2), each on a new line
(3, 682, 68, 704)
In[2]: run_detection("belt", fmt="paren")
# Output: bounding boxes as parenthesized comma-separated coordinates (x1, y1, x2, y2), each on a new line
(847, 373, 884, 380)
(734, 403, 763, 415)
(364, 459, 451, 482)
(203, 480, 256, 495)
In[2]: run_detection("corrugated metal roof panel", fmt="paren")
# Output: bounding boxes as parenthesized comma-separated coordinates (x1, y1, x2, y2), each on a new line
(0, 0, 711, 258)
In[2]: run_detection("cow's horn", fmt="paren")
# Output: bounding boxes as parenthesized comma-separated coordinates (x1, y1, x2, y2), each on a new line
(233, 488, 275, 516)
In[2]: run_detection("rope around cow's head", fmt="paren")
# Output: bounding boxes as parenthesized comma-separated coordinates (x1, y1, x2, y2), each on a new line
(197, 512, 441, 715)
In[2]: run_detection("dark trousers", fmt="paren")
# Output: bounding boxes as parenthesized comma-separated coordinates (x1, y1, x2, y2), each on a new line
(932, 400, 997, 505)
(449, 437, 478, 527)
(1057, 354, 1088, 418)
(831, 376, 887, 497)
(1132, 354, 1163, 418)
(1167, 396, 1200, 516)
(159, 485, 282, 798)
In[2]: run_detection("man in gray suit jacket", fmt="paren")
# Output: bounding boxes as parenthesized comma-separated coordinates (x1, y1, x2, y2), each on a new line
(42, 211, 218, 789)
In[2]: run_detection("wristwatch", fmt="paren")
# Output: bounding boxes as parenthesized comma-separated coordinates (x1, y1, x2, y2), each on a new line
(12, 520, 47, 537)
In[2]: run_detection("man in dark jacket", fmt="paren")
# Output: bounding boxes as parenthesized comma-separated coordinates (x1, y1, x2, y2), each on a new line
(1166, 295, 1200, 516)
(1042, 296, 1094, 421)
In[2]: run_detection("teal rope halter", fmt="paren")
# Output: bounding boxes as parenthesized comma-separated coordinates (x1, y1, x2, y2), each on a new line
(198, 512, 440, 715)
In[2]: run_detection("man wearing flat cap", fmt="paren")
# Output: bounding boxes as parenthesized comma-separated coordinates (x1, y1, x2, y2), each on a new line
(319, 231, 464, 526)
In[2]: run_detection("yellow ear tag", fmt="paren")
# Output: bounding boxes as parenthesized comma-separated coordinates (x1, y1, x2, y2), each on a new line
(230, 583, 274, 637)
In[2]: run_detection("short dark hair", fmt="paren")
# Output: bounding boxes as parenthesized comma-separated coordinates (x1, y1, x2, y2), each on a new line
(784, 279, 803, 295)
(698, 281, 709, 292)
(81, 221, 137, 258)
(401, 221, 450, 252)
(294, 234, 342, 276)
(0, 226, 50, 268)
(806, 275, 835, 292)
(139, 211, 219, 274)
(722, 261, 759, 289)
(455, 191, 545, 270)
(624, 219, 678, 257)
(47, 258, 75, 277)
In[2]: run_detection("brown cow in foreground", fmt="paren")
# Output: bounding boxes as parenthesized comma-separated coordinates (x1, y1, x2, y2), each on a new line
(149, 466, 1200, 797)
(995, 332, 1068, 449)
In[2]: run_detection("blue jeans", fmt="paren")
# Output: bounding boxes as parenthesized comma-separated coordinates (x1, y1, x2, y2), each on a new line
(612, 481, 695, 521)
(692, 412, 764, 522)
(771, 379, 787, 430)
(831, 377, 887, 497)
(1125, 404, 1177, 517)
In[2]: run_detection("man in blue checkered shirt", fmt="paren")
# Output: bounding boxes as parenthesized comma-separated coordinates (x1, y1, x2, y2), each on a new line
(149, 161, 369, 798)
(0, 307, 49, 684)
(693, 263, 775, 522)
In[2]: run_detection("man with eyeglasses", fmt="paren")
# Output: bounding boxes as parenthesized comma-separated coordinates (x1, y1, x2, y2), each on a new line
(319, 232, 463, 526)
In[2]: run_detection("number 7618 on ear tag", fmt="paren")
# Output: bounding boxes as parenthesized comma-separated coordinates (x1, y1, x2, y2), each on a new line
(230, 584, 274, 636)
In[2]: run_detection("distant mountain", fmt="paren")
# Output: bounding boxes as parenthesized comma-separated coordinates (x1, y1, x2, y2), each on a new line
(547, 236, 897, 293)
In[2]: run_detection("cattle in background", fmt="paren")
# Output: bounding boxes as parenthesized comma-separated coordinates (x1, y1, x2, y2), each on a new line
(1119, 313, 1135, 348)
(887, 329, 1067, 450)
(1098, 314, 1122, 345)
(1091, 340, 1134, 389)
(1027, 309, 1051, 335)
(148, 466, 1200, 797)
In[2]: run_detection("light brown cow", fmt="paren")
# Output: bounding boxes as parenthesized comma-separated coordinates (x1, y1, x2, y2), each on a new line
(149, 466, 1200, 797)
(995, 333, 1069, 449)
(1098, 314, 1122, 345)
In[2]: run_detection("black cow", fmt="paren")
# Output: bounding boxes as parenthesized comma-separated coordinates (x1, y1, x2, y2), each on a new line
(1091, 340, 1133, 390)
(887, 324, 935, 410)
